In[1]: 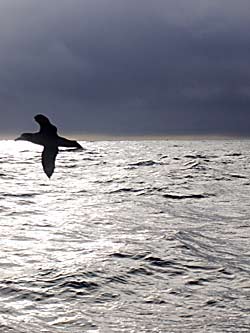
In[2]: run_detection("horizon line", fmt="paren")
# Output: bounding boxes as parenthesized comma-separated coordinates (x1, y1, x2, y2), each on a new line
(0, 132, 250, 141)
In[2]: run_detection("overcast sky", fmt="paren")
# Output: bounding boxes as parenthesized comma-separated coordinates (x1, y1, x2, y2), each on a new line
(1, 0, 250, 136)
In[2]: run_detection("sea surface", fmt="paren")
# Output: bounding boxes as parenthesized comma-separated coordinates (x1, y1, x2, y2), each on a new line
(0, 140, 249, 333)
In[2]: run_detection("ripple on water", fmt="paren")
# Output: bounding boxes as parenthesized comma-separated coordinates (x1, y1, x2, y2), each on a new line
(0, 140, 250, 333)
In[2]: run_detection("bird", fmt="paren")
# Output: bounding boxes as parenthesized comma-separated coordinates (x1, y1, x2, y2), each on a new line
(15, 114, 83, 178)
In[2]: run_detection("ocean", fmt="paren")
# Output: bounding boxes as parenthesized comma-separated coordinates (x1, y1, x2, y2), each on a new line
(0, 139, 249, 332)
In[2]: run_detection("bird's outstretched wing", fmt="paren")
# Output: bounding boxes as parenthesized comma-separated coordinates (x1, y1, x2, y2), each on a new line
(34, 114, 57, 135)
(42, 146, 58, 178)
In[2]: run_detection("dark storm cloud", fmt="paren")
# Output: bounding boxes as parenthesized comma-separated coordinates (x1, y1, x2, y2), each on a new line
(1, 0, 250, 135)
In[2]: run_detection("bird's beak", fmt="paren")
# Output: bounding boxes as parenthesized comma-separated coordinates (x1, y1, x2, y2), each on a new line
(15, 136, 22, 141)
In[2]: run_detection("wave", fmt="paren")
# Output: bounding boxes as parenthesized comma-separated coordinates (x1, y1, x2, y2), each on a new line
(128, 160, 162, 167)
(225, 152, 242, 157)
(107, 187, 145, 194)
(175, 230, 250, 273)
(162, 193, 209, 199)
(1, 192, 40, 198)
(229, 174, 247, 179)
(60, 280, 99, 291)
(184, 154, 207, 159)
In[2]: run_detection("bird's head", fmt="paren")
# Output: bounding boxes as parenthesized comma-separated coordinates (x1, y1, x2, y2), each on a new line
(34, 114, 51, 125)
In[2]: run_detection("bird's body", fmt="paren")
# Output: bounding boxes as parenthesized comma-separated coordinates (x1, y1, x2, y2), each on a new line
(20, 132, 82, 149)
(16, 114, 83, 178)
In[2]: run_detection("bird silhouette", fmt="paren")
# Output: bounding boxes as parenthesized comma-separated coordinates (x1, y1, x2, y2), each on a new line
(15, 114, 83, 178)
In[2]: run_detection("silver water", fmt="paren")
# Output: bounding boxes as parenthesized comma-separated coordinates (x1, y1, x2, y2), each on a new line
(0, 140, 249, 332)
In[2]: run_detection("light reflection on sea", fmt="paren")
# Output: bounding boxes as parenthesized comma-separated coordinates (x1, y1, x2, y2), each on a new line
(0, 140, 249, 332)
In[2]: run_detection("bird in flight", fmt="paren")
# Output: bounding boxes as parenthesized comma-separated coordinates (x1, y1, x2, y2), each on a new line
(15, 114, 83, 178)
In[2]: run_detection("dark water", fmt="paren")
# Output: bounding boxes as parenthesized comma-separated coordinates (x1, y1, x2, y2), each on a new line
(0, 140, 249, 332)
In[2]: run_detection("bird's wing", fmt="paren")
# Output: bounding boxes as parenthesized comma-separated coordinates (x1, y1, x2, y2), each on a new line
(34, 114, 58, 135)
(42, 146, 58, 178)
